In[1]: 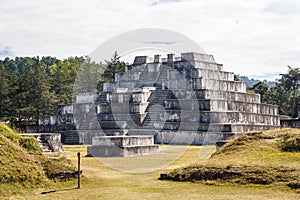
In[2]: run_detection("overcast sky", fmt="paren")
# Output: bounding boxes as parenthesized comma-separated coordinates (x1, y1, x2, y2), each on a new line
(1, 0, 300, 80)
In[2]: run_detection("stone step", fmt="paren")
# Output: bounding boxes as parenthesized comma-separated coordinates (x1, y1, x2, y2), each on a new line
(63, 132, 80, 144)
(38, 135, 53, 152)
(96, 92, 109, 103)
(146, 108, 165, 112)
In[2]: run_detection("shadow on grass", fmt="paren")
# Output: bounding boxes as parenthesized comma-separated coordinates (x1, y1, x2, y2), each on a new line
(40, 187, 78, 194)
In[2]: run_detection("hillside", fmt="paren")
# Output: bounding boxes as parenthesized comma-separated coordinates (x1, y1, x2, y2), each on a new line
(0, 123, 75, 197)
(164, 128, 300, 191)
(238, 75, 276, 88)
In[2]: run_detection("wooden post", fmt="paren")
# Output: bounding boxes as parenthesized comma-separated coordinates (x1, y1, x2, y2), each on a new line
(77, 152, 81, 189)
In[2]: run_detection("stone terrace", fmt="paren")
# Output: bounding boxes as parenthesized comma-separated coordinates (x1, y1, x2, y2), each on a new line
(74, 52, 280, 144)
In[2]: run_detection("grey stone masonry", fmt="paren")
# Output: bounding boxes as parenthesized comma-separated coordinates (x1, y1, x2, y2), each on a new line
(74, 52, 280, 145)
(87, 135, 159, 157)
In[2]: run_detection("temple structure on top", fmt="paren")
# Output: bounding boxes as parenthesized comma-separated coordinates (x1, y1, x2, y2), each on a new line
(70, 52, 280, 145)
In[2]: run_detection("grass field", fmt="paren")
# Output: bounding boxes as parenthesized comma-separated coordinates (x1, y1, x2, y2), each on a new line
(9, 140, 300, 200)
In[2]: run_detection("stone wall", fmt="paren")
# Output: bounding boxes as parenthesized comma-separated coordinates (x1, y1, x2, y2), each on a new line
(25, 124, 76, 133)
(164, 99, 278, 114)
(281, 118, 300, 128)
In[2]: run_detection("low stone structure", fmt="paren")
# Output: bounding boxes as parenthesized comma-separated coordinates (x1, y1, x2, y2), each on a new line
(87, 135, 159, 157)
(20, 133, 63, 152)
(281, 118, 300, 128)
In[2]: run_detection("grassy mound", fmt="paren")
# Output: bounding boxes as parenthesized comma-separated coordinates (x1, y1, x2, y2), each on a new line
(165, 128, 300, 190)
(0, 123, 75, 196)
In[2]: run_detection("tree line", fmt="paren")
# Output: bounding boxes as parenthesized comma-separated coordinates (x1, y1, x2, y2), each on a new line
(0, 52, 125, 128)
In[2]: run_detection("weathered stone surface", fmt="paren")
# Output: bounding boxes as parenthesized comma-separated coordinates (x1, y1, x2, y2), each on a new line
(34, 52, 281, 146)
(87, 135, 159, 157)
(88, 52, 280, 145)
(20, 133, 63, 152)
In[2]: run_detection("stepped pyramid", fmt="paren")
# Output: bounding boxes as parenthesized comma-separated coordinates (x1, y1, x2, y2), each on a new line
(76, 52, 280, 145)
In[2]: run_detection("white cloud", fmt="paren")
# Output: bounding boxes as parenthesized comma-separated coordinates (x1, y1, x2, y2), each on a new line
(263, 0, 300, 15)
(0, 0, 299, 80)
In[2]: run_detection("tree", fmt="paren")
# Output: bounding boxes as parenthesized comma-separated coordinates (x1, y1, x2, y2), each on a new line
(9, 57, 56, 126)
(279, 66, 300, 117)
(0, 56, 85, 127)
(73, 56, 101, 94)
(234, 74, 240, 81)
(98, 51, 126, 91)
(0, 61, 11, 120)
(49, 58, 81, 104)
(267, 83, 291, 116)
(31, 57, 57, 124)
(40, 56, 60, 74)
(250, 81, 270, 103)
(247, 66, 300, 117)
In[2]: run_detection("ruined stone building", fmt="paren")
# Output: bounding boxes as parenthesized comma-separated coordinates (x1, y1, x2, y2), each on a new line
(69, 52, 280, 145)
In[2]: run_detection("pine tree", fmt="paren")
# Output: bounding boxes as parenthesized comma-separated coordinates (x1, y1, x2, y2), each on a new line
(74, 56, 102, 94)
(98, 51, 126, 91)
(0, 61, 11, 120)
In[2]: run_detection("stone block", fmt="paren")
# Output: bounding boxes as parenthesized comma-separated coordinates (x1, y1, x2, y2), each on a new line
(87, 135, 159, 157)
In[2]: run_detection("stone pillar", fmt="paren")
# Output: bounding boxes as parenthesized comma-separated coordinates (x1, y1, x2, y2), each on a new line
(298, 104, 300, 118)
(106, 93, 110, 102)
(115, 73, 120, 82)
(167, 54, 175, 62)
(134, 56, 149, 65)
(154, 55, 162, 63)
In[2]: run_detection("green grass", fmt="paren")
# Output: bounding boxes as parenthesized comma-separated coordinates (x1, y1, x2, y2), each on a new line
(0, 123, 21, 143)
(3, 127, 300, 199)
(166, 128, 300, 191)
(10, 142, 300, 200)
(209, 128, 300, 167)
(0, 123, 76, 198)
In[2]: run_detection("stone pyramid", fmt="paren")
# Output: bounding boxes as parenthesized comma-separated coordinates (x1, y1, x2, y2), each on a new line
(77, 52, 280, 145)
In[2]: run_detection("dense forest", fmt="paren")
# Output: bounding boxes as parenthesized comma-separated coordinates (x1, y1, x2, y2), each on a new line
(0, 52, 125, 127)
(0, 53, 299, 128)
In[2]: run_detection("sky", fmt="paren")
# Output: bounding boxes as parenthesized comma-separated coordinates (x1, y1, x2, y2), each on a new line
(1, 0, 300, 80)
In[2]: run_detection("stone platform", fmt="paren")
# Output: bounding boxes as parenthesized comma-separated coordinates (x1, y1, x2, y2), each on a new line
(87, 135, 159, 157)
